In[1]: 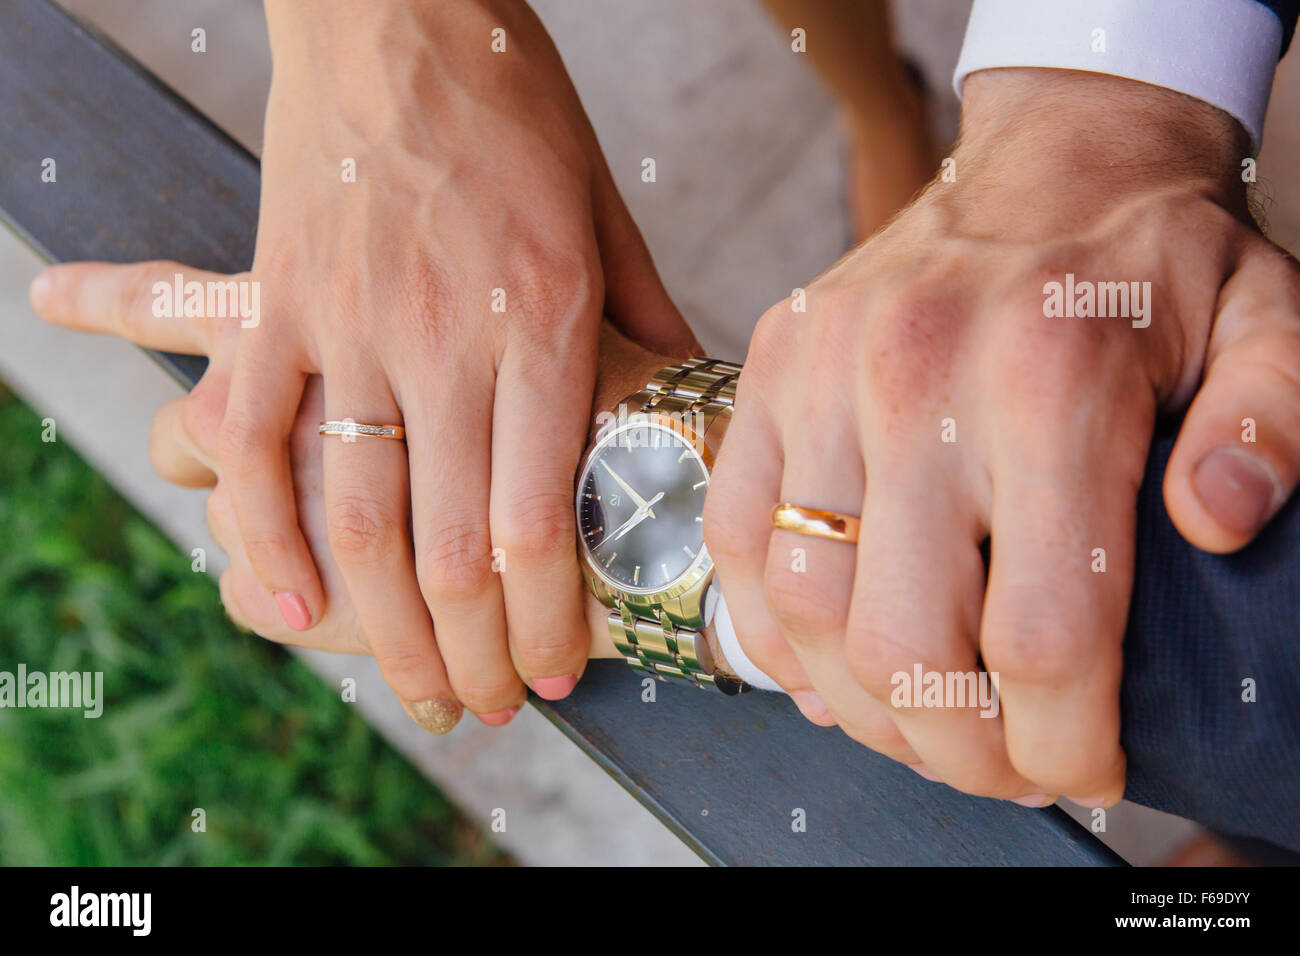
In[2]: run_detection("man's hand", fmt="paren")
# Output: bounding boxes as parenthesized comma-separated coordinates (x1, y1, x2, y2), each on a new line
(31, 0, 696, 730)
(705, 68, 1300, 806)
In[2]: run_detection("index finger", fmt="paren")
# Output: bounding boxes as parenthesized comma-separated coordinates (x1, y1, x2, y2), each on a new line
(31, 260, 234, 354)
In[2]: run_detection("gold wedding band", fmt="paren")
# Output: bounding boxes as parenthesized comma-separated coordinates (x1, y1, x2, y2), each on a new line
(771, 503, 861, 544)
(318, 420, 406, 441)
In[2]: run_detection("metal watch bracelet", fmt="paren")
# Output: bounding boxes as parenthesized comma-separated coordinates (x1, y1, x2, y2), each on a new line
(605, 358, 749, 696)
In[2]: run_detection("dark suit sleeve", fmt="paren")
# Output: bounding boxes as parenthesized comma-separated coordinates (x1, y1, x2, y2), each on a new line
(1130, 1, 1299, 858)
(1123, 418, 1300, 854)
(1254, 0, 1300, 54)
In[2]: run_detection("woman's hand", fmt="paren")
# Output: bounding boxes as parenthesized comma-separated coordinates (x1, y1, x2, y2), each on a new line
(33, 218, 686, 729)
(705, 69, 1300, 807)
(152, 324, 681, 729)
(30, 0, 695, 727)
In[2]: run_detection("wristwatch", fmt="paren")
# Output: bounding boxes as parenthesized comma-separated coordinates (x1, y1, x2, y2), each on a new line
(575, 358, 750, 695)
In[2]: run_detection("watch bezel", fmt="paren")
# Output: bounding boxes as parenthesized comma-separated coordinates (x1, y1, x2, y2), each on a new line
(576, 412, 715, 611)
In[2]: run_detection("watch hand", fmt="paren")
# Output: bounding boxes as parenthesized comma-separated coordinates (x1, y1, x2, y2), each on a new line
(612, 492, 665, 541)
(599, 459, 652, 514)
(603, 492, 666, 545)
(603, 509, 644, 546)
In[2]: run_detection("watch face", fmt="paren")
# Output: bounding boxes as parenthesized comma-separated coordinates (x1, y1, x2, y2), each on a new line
(577, 418, 709, 593)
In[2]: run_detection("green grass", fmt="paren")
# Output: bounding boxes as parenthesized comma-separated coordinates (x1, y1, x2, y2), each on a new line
(0, 384, 509, 865)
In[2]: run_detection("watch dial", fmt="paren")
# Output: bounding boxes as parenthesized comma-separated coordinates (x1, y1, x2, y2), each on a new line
(578, 420, 709, 591)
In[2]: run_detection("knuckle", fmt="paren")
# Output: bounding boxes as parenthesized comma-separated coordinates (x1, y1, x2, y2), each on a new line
(182, 384, 224, 448)
(116, 262, 167, 334)
(763, 562, 846, 638)
(418, 518, 495, 604)
(510, 246, 599, 331)
(990, 296, 1120, 391)
(326, 494, 400, 566)
(204, 488, 230, 542)
(513, 629, 584, 675)
(240, 527, 298, 568)
(1233, 330, 1300, 398)
(747, 305, 794, 379)
(981, 610, 1093, 685)
(989, 362, 1126, 453)
(216, 411, 268, 468)
(843, 624, 935, 702)
(864, 291, 961, 404)
(204, 489, 221, 532)
(997, 340, 1095, 409)
(375, 642, 441, 700)
(496, 489, 574, 564)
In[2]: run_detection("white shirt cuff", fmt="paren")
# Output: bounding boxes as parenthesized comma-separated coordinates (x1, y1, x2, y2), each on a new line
(711, 585, 785, 693)
(953, 0, 1283, 152)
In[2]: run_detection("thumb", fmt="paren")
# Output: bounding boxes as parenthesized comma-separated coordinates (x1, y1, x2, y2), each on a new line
(590, 162, 701, 358)
(1164, 243, 1300, 553)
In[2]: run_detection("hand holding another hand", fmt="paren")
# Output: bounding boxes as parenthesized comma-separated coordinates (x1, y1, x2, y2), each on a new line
(706, 68, 1300, 807)
(41, 258, 684, 732)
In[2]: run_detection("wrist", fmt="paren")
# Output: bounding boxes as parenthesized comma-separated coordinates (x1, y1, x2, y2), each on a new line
(264, 1, 426, 118)
(264, 0, 529, 87)
(957, 69, 1248, 200)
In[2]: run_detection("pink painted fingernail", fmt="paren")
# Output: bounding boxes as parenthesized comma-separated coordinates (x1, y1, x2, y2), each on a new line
(531, 674, 578, 700)
(1011, 793, 1054, 808)
(273, 592, 311, 631)
(1193, 448, 1280, 536)
(28, 271, 51, 310)
(477, 706, 521, 727)
(791, 690, 831, 723)
(910, 763, 942, 782)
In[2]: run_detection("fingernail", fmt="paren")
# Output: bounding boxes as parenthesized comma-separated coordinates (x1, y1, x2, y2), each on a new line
(910, 763, 942, 782)
(28, 271, 50, 310)
(404, 698, 463, 735)
(531, 675, 577, 700)
(791, 690, 831, 723)
(273, 592, 311, 631)
(1011, 793, 1055, 808)
(1193, 448, 1281, 536)
(477, 705, 521, 727)
(1065, 795, 1109, 809)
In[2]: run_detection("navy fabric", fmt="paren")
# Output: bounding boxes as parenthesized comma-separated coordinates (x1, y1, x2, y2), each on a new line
(1123, 416, 1300, 853)
(1150, 0, 1300, 831)
(1254, 0, 1299, 54)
